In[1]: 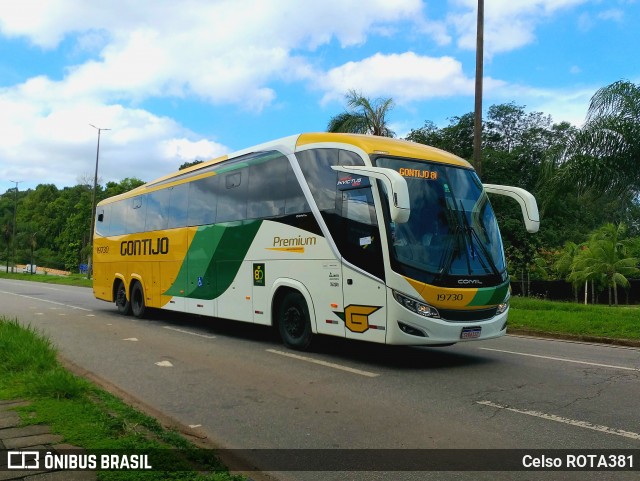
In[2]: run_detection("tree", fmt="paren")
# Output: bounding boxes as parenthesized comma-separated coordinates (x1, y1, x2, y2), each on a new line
(407, 113, 474, 159)
(554, 80, 640, 199)
(571, 223, 640, 306)
(554, 241, 581, 302)
(179, 160, 204, 170)
(327, 90, 395, 137)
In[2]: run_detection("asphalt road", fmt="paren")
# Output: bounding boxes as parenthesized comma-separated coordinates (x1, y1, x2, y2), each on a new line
(1, 278, 639, 481)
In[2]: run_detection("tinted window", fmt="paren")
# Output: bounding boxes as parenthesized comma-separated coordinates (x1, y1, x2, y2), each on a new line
(188, 175, 218, 226)
(145, 189, 170, 231)
(248, 155, 288, 218)
(168, 184, 189, 228)
(95, 204, 110, 236)
(109, 201, 128, 236)
(126, 196, 146, 234)
(297, 148, 364, 211)
(217, 169, 248, 222)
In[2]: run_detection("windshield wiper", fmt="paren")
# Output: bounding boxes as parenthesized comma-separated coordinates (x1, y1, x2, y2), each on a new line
(457, 199, 501, 277)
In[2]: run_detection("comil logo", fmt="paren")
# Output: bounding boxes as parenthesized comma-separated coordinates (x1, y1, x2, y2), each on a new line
(7, 451, 39, 469)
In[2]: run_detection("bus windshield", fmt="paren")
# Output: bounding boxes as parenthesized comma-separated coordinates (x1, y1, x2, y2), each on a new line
(375, 157, 506, 284)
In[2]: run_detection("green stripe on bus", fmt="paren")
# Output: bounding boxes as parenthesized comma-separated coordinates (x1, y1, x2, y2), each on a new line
(164, 220, 262, 299)
(468, 281, 509, 306)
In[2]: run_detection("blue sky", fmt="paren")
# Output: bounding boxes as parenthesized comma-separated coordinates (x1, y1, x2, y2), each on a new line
(0, 0, 638, 193)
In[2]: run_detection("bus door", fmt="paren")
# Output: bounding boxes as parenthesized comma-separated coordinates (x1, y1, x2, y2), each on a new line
(336, 182, 387, 343)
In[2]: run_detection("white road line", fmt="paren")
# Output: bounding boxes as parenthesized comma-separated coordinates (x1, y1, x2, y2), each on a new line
(163, 326, 216, 339)
(479, 347, 640, 372)
(266, 349, 379, 378)
(0, 290, 92, 312)
(477, 400, 640, 441)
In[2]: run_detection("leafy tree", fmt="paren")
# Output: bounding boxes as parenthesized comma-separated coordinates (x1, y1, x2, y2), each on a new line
(327, 90, 395, 137)
(179, 160, 204, 170)
(407, 113, 474, 159)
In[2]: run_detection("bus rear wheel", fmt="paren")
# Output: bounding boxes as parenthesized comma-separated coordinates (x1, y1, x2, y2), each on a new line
(278, 291, 313, 351)
(131, 282, 147, 319)
(115, 281, 131, 315)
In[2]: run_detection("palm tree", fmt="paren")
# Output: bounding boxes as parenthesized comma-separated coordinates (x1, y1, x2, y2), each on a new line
(558, 80, 640, 198)
(554, 241, 581, 302)
(327, 90, 395, 137)
(571, 223, 639, 306)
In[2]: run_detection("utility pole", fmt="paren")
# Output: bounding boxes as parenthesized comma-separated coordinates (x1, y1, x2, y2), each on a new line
(9, 180, 22, 273)
(473, 0, 484, 177)
(87, 124, 110, 279)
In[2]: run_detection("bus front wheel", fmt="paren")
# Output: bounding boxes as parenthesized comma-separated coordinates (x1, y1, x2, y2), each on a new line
(131, 282, 147, 319)
(115, 281, 131, 315)
(278, 291, 313, 351)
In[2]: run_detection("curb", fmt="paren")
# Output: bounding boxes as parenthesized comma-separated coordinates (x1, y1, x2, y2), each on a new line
(507, 329, 640, 348)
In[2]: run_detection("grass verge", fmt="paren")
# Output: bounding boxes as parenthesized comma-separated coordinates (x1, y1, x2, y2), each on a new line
(0, 271, 92, 288)
(509, 296, 640, 341)
(0, 317, 245, 481)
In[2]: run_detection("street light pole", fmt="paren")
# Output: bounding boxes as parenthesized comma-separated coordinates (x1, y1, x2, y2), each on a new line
(87, 124, 110, 279)
(473, 0, 484, 177)
(9, 180, 22, 273)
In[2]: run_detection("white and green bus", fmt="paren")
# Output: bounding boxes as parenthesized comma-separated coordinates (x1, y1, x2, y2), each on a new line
(93, 133, 539, 350)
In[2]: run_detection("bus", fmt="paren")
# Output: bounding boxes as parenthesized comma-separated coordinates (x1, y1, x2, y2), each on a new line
(93, 133, 539, 350)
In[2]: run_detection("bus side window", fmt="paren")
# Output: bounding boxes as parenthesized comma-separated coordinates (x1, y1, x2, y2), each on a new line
(145, 189, 170, 231)
(109, 200, 128, 236)
(188, 175, 218, 226)
(126, 195, 147, 234)
(217, 169, 248, 223)
(96, 205, 110, 236)
(168, 184, 189, 228)
(248, 155, 287, 219)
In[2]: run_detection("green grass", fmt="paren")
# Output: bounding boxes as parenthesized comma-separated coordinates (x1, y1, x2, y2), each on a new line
(0, 317, 246, 481)
(0, 271, 93, 287)
(509, 296, 640, 340)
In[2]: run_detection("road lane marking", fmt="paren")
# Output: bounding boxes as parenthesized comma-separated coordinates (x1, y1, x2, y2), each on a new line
(163, 326, 216, 339)
(479, 347, 640, 372)
(0, 290, 92, 311)
(155, 360, 174, 367)
(476, 400, 640, 441)
(123, 338, 139, 341)
(266, 349, 379, 377)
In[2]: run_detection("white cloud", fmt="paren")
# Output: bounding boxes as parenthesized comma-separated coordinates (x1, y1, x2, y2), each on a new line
(0, 0, 424, 190)
(449, 0, 588, 56)
(487, 83, 595, 127)
(318, 51, 507, 108)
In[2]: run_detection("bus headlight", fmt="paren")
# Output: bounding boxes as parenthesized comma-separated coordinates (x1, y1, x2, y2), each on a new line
(496, 293, 510, 315)
(393, 291, 440, 319)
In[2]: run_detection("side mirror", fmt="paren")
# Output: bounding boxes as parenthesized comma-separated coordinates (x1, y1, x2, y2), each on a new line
(483, 184, 540, 233)
(331, 166, 411, 223)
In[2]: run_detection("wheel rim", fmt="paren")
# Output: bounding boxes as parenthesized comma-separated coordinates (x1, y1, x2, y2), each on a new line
(116, 287, 127, 307)
(283, 306, 304, 339)
(133, 289, 142, 311)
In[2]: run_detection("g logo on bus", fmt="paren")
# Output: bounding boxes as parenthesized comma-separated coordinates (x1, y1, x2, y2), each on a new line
(341, 305, 381, 333)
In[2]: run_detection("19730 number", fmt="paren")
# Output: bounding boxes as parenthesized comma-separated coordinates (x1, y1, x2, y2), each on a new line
(437, 293, 464, 302)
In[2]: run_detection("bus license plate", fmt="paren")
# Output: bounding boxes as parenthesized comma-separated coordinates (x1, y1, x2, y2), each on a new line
(461, 327, 481, 339)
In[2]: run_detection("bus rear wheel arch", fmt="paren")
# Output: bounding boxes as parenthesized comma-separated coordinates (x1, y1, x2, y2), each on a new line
(130, 281, 147, 319)
(275, 289, 313, 351)
(114, 279, 131, 315)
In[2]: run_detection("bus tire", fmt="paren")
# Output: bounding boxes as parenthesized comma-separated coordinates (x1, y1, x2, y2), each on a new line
(115, 280, 131, 315)
(278, 291, 313, 351)
(131, 282, 147, 319)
